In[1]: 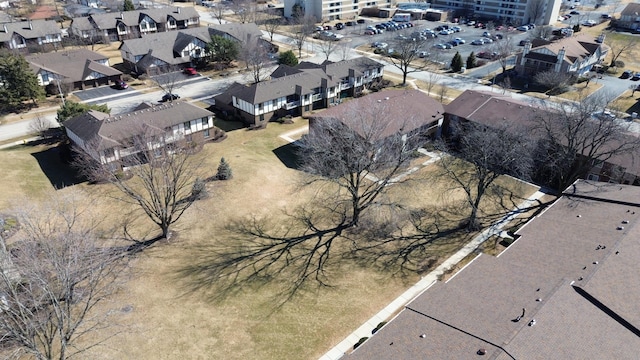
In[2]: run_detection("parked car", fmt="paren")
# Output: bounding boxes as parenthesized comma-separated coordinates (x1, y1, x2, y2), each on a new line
(451, 26, 462, 32)
(453, 37, 465, 45)
(418, 51, 430, 58)
(494, 33, 504, 39)
(621, 70, 633, 79)
(601, 13, 612, 19)
(582, 20, 597, 26)
(160, 93, 180, 102)
(345, 21, 355, 26)
(335, 23, 344, 30)
(517, 25, 529, 31)
(114, 79, 128, 90)
(183, 67, 197, 75)
(482, 31, 491, 37)
(364, 29, 376, 35)
(357, 19, 365, 24)
(314, 26, 323, 32)
(570, 10, 580, 15)
(481, 37, 493, 43)
(466, 21, 476, 26)
(632, 73, 640, 81)
(471, 39, 485, 45)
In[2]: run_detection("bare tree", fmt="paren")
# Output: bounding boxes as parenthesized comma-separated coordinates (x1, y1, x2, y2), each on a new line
(526, 0, 547, 25)
(291, 16, 316, 58)
(529, 25, 554, 40)
(336, 42, 351, 61)
(210, 3, 226, 24)
(231, 0, 255, 24)
(385, 31, 433, 85)
(437, 122, 534, 230)
(317, 38, 340, 61)
(490, 33, 515, 74)
(532, 91, 640, 192)
(77, 129, 206, 239)
(607, 34, 639, 68)
(152, 71, 184, 100)
(534, 70, 573, 95)
(499, 76, 511, 94)
(300, 97, 424, 228)
(241, 40, 271, 83)
(438, 83, 449, 102)
(259, 9, 283, 42)
(29, 113, 53, 138)
(424, 71, 438, 95)
(0, 193, 126, 360)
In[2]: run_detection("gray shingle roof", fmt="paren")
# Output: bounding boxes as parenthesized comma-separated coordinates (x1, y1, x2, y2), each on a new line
(348, 181, 640, 359)
(76, 6, 199, 31)
(65, 101, 213, 151)
(208, 22, 262, 43)
(25, 49, 122, 83)
(223, 57, 384, 104)
(0, 19, 61, 43)
(120, 27, 211, 65)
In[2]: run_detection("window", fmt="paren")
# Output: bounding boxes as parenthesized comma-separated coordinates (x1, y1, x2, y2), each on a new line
(260, 114, 265, 122)
(272, 99, 277, 107)
(587, 174, 600, 181)
(184, 121, 191, 131)
(202, 117, 209, 127)
(203, 129, 210, 138)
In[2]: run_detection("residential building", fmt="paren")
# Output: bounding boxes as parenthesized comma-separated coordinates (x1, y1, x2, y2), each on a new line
(617, 2, 640, 31)
(119, 23, 265, 75)
(444, 89, 640, 185)
(214, 57, 385, 127)
(65, 101, 224, 170)
(69, 6, 200, 42)
(430, 0, 562, 25)
(515, 33, 609, 77)
(25, 49, 123, 90)
(283, 0, 393, 21)
(309, 89, 445, 141)
(348, 180, 640, 359)
(0, 19, 62, 53)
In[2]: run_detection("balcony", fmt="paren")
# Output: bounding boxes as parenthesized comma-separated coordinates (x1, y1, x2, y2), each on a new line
(311, 93, 323, 102)
(284, 101, 300, 110)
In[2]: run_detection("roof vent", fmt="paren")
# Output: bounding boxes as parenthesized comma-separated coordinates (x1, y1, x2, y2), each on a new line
(477, 349, 487, 355)
(577, 214, 582, 218)
(419, 334, 426, 338)
(385, 97, 390, 100)
(617, 226, 624, 230)
(377, 99, 382, 103)
(622, 220, 629, 224)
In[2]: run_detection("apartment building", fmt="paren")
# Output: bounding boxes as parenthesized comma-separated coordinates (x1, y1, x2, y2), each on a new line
(284, 0, 393, 21)
(431, 0, 562, 25)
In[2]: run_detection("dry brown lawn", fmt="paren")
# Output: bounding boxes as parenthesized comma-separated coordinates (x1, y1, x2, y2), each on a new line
(0, 117, 539, 359)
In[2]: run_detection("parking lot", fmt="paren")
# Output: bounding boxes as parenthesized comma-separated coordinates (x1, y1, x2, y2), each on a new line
(341, 18, 532, 64)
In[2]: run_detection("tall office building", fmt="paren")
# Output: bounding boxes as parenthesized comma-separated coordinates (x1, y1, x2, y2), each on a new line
(284, 0, 393, 21)
(430, 0, 562, 25)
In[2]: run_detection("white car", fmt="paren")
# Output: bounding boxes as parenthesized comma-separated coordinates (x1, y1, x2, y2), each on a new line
(471, 39, 485, 45)
(453, 37, 466, 44)
(418, 51, 429, 58)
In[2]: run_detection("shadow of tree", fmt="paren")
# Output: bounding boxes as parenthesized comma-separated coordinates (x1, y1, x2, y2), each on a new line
(30, 144, 86, 189)
(272, 142, 303, 170)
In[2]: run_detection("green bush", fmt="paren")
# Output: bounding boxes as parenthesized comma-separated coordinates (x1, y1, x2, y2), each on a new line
(372, 321, 387, 334)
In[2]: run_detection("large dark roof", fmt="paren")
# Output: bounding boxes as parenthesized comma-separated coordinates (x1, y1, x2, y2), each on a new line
(311, 89, 445, 140)
(25, 49, 122, 83)
(348, 180, 640, 359)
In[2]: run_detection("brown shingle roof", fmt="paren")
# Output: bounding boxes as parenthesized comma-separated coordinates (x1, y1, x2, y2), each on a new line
(528, 34, 604, 65)
(311, 89, 444, 140)
(349, 181, 640, 359)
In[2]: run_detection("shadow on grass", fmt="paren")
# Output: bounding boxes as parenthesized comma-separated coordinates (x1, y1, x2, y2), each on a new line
(272, 142, 303, 170)
(30, 144, 86, 189)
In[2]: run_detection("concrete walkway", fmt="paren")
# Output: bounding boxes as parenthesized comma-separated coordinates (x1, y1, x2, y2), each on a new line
(319, 187, 547, 360)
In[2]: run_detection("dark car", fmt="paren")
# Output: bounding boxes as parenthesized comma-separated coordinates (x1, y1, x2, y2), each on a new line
(335, 22, 344, 30)
(621, 70, 633, 79)
(632, 73, 640, 81)
(570, 10, 580, 15)
(345, 21, 355, 26)
(160, 93, 180, 102)
(357, 19, 365, 24)
(114, 79, 128, 90)
(183, 67, 197, 75)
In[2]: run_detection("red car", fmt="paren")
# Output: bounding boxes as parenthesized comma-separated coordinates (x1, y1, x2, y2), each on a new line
(183, 67, 197, 75)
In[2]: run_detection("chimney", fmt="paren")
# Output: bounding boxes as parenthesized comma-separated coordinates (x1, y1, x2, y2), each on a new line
(120, 12, 124, 20)
(28, 20, 32, 30)
(555, 47, 566, 72)
(2, 24, 7, 33)
(520, 41, 532, 66)
(177, 7, 180, 14)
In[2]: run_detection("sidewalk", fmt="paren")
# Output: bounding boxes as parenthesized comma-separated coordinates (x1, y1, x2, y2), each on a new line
(319, 187, 547, 360)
